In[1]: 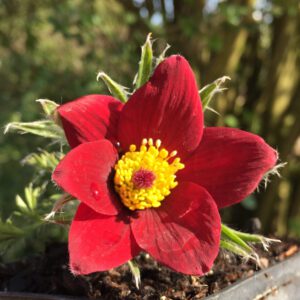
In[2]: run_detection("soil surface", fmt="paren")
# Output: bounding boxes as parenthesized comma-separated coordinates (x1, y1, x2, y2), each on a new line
(0, 239, 299, 300)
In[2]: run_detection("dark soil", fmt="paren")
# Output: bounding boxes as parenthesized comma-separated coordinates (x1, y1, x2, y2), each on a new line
(0, 240, 299, 300)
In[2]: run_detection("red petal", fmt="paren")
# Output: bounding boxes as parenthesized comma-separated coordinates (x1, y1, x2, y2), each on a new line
(118, 55, 203, 159)
(52, 140, 121, 215)
(179, 127, 278, 208)
(131, 182, 221, 275)
(69, 203, 139, 274)
(58, 95, 123, 148)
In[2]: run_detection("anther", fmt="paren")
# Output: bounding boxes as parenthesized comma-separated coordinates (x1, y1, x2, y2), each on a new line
(170, 150, 177, 157)
(129, 145, 136, 152)
(140, 145, 147, 152)
(159, 149, 168, 158)
(155, 139, 162, 148)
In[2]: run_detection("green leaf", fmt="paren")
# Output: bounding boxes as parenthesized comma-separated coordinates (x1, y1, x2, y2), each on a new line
(24, 184, 40, 211)
(97, 72, 129, 103)
(221, 227, 259, 263)
(15, 183, 44, 213)
(200, 76, 231, 110)
(221, 224, 253, 253)
(134, 33, 153, 89)
(22, 151, 63, 172)
(0, 220, 24, 242)
(220, 239, 253, 258)
(222, 225, 280, 251)
(4, 120, 65, 140)
(36, 99, 59, 117)
(15, 195, 30, 214)
(221, 223, 281, 258)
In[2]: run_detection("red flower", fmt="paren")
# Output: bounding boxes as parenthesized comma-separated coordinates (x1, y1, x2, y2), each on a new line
(52, 55, 277, 276)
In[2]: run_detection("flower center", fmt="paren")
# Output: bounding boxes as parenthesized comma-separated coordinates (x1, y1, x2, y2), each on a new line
(114, 138, 185, 211)
(132, 169, 156, 189)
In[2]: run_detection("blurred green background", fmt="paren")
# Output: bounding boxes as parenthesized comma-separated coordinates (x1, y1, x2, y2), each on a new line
(0, 0, 299, 238)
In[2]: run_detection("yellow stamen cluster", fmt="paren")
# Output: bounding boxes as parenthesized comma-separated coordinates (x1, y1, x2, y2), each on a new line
(114, 138, 185, 211)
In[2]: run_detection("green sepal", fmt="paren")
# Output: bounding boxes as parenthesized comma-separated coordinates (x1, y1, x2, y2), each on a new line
(36, 99, 59, 117)
(200, 76, 231, 110)
(97, 72, 129, 103)
(134, 33, 153, 89)
(155, 43, 171, 67)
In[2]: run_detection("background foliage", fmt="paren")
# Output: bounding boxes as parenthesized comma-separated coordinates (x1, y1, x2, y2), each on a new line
(0, 0, 299, 259)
